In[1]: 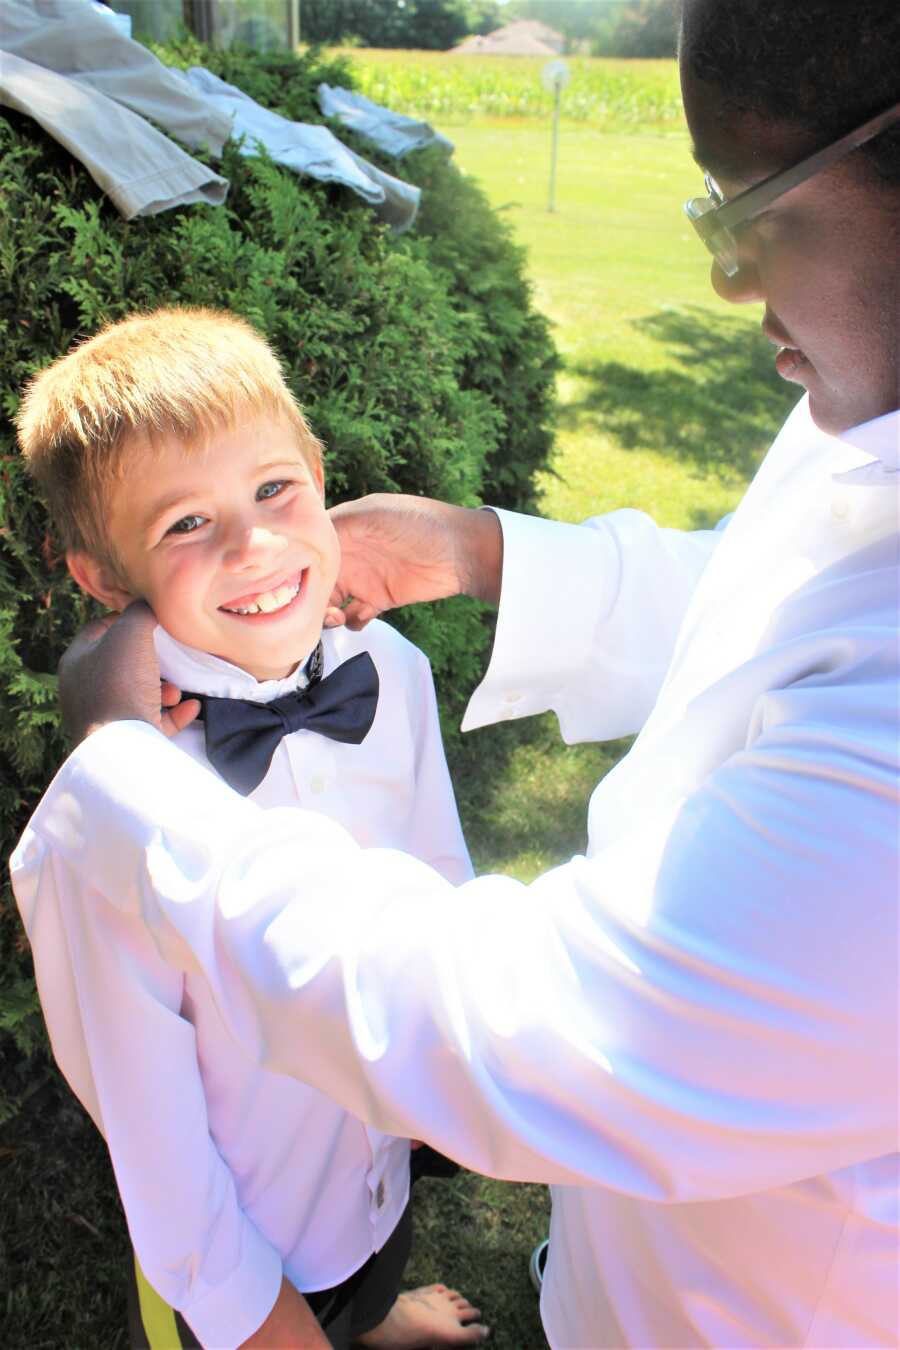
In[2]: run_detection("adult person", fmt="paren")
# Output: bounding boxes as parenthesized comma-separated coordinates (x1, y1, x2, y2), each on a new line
(14, 1, 899, 1346)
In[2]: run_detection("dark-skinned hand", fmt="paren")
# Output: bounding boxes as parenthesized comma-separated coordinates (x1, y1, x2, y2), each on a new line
(58, 600, 200, 745)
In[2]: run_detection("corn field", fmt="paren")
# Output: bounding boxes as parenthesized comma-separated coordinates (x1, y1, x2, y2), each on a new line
(337, 50, 683, 127)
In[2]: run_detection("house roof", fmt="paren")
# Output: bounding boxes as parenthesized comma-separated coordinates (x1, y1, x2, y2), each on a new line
(451, 18, 565, 56)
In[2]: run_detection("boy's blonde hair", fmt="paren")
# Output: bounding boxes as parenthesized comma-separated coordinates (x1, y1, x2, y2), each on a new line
(16, 306, 322, 565)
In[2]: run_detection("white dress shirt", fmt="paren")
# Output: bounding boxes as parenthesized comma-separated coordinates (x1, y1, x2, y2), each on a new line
(11, 620, 472, 1348)
(12, 397, 899, 1348)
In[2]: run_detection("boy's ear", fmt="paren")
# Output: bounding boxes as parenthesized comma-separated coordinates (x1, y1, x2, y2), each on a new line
(66, 551, 136, 612)
(312, 458, 325, 500)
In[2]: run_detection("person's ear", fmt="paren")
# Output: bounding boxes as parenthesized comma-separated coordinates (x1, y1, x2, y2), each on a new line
(312, 458, 325, 502)
(66, 551, 136, 612)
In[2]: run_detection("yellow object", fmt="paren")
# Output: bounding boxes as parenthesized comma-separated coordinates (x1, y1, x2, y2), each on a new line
(134, 1255, 181, 1349)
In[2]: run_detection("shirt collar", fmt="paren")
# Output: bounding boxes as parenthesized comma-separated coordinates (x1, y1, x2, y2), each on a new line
(833, 407, 900, 486)
(154, 626, 319, 700)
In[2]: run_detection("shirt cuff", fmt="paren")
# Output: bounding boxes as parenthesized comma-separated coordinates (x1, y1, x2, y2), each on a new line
(177, 1220, 283, 1349)
(461, 509, 620, 733)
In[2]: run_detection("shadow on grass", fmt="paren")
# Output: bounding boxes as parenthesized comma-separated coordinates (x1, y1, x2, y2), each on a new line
(559, 305, 799, 488)
(409, 1172, 550, 1349)
(1, 1074, 130, 1349)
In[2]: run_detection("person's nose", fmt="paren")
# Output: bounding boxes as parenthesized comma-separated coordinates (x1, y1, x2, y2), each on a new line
(222, 522, 288, 573)
(711, 254, 763, 305)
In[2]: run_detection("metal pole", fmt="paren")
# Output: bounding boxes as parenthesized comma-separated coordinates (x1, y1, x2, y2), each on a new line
(287, 0, 300, 48)
(548, 85, 560, 212)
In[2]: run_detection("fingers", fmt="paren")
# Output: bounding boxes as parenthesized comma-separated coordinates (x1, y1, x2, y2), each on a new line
(322, 605, 346, 630)
(340, 599, 382, 631)
(323, 594, 380, 631)
(82, 611, 119, 640)
(161, 697, 201, 738)
(161, 683, 200, 737)
(59, 599, 163, 743)
(62, 599, 156, 672)
(58, 610, 118, 670)
(325, 584, 375, 630)
(160, 681, 181, 708)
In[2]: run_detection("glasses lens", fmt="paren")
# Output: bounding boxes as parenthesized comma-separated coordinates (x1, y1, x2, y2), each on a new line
(684, 196, 740, 277)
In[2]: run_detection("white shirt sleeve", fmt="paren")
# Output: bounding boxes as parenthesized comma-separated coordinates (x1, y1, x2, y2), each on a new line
(12, 836, 282, 1348)
(463, 508, 723, 741)
(13, 695, 896, 1203)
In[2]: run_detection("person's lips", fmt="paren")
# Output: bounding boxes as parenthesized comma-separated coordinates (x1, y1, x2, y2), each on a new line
(762, 317, 812, 384)
(219, 568, 306, 618)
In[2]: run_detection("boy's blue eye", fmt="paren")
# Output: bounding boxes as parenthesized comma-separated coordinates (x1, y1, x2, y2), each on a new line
(257, 480, 288, 501)
(167, 514, 205, 535)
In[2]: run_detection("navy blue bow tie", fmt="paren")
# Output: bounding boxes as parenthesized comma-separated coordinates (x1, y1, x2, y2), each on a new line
(184, 645, 379, 796)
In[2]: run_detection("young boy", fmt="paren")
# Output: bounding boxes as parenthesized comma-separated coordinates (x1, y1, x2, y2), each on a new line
(14, 308, 487, 1350)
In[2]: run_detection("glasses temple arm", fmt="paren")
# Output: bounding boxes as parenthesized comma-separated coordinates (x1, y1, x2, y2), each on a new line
(717, 99, 900, 230)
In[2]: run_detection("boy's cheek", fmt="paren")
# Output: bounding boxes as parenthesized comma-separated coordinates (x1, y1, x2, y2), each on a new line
(323, 522, 342, 591)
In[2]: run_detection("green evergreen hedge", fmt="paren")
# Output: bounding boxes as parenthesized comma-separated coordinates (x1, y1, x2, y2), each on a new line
(0, 39, 558, 1123)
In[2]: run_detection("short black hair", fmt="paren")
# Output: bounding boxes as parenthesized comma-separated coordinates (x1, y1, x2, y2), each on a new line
(681, 0, 900, 185)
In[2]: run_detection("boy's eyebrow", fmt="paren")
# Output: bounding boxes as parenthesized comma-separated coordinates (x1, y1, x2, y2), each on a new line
(141, 491, 197, 536)
(256, 456, 309, 475)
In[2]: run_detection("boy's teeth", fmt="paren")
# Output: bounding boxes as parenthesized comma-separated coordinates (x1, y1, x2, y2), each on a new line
(224, 581, 299, 615)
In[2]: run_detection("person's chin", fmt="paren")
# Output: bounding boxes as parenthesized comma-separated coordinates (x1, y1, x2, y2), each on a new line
(785, 358, 846, 435)
(807, 381, 887, 437)
(806, 392, 845, 435)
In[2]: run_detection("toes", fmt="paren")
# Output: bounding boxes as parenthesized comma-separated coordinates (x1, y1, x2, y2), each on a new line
(448, 1295, 480, 1317)
(457, 1324, 491, 1344)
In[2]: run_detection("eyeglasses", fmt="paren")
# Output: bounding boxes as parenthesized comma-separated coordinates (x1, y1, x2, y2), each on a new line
(684, 99, 900, 276)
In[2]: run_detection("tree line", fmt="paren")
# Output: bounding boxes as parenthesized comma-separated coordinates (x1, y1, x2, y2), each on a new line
(298, 0, 679, 57)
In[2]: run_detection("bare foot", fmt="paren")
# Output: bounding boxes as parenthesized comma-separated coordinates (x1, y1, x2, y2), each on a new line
(356, 1284, 489, 1348)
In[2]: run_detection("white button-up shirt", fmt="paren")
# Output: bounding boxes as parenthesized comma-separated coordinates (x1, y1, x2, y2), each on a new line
(11, 620, 472, 1348)
(12, 397, 899, 1348)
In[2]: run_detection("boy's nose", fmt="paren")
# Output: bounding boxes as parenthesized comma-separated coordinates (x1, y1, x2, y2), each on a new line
(711, 255, 763, 305)
(223, 525, 288, 571)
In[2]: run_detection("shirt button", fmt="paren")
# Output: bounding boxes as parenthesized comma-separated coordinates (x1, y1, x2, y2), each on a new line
(504, 691, 523, 704)
(831, 497, 849, 520)
(375, 1180, 385, 1208)
(310, 775, 327, 794)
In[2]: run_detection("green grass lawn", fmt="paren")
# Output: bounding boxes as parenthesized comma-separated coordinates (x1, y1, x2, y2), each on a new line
(1, 110, 800, 1350)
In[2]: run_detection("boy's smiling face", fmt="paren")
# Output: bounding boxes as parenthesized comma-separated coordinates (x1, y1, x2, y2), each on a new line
(71, 411, 339, 682)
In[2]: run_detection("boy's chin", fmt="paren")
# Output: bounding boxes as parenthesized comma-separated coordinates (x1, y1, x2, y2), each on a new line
(220, 636, 324, 684)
